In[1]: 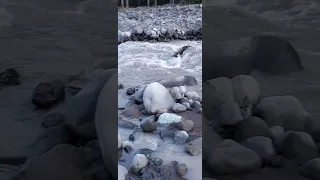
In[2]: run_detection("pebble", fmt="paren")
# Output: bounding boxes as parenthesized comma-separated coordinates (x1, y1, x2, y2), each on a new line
(176, 164, 188, 176)
(124, 145, 133, 153)
(126, 87, 135, 95)
(129, 134, 135, 141)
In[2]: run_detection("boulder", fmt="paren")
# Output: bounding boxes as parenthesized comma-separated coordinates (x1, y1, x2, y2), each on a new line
(256, 95, 309, 130)
(32, 80, 65, 108)
(203, 77, 234, 118)
(211, 101, 243, 126)
(94, 73, 118, 179)
(16, 144, 93, 180)
(281, 131, 319, 164)
(242, 136, 276, 163)
(231, 75, 260, 107)
(143, 82, 175, 114)
(64, 69, 117, 139)
(234, 116, 273, 142)
(206, 139, 262, 174)
(300, 158, 320, 180)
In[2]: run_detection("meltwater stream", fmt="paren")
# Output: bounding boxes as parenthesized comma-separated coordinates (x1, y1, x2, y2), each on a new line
(118, 40, 202, 96)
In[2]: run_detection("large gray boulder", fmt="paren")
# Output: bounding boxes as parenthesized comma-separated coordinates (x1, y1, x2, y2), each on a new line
(206, 139, 262, 174)
(143, 82, 175, 114)
(255, 95, 309, 130)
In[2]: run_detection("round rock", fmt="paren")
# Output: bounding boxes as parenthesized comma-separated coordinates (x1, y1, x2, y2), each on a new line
(140, 116, 157, 132)
(132, 154, 148, 170)
(176, 164, 188, 176)
(174, 131, 189, 144)
(178, 120, 194, 132)
(172, 103, 187, 113)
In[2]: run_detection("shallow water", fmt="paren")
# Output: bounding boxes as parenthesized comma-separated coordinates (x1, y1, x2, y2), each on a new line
(118, 121, 202, 180)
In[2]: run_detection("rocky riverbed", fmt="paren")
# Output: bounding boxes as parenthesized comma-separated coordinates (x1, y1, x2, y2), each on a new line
(118, 4, 202, 44)
(118, 79, 202, 179)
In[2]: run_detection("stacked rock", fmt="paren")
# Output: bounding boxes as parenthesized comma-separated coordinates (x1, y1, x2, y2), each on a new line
(118, 26, 202, 44)
(203, 75, 320, 180)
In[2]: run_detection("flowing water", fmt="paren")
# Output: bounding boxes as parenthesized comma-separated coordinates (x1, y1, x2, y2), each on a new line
(118, 40, 202, 96)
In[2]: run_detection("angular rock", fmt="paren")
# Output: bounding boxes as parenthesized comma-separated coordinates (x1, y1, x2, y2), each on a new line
(135, 86, 146, 103)
(32, 80, 65, 108)
(234, 116, 273, 142)
(157, 113, 182, 126)
(207, 139, 262, 174)
(140, 116, 157, 132)
(122, 104, 141, 119)
(185, 137, 202, 156)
